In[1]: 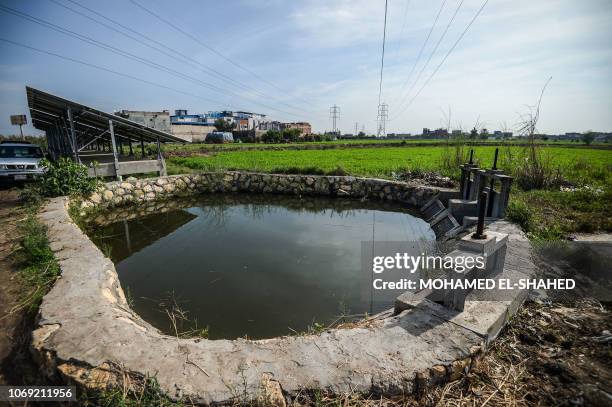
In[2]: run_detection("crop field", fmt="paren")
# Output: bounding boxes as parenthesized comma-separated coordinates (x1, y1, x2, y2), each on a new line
(168, 145, 611, 185)
(162, 138, 601, 153)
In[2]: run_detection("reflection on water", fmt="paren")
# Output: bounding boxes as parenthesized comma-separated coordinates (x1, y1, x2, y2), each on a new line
(87, 194, 436, 339)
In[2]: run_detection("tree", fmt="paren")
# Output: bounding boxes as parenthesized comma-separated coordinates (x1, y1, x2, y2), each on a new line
(581, 132, 595, 145)
(214, 119, 235, 132)
(281, 128, 301, 142)
(261, 129, 282, 143)
(479, 128, 489, 139)
(469, 127, 478, 139)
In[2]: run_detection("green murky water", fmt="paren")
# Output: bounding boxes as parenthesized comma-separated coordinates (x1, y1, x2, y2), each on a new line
(86, 194, 435, 339)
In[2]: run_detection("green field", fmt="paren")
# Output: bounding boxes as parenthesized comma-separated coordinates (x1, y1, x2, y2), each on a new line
(162, 138, 604, 153)
(168, 145, 611, 185)
(167, 144, 611, 239)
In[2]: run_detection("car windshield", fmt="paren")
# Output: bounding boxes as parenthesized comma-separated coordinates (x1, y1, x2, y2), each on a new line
(0, 146, 44, 158)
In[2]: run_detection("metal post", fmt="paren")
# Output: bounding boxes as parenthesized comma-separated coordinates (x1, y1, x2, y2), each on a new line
(468, 149, 474, 164)
(67, 107, 80, 163)
(472, 192, 488, 239)
(156, 136, 167, 176)
(109, 120, 122, 181)
(487, 148, 500, 216)
(19, 124, 24, 140)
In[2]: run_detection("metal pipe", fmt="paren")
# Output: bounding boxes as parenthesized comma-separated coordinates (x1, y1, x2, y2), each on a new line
(487, 148, 500, 216)
(469, 149, 474, 164)
(492, 148, 499, 170)
(472, 191, 488, 239)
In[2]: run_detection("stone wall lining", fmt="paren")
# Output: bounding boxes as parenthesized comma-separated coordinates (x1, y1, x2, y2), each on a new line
(80, 172, 439, 210)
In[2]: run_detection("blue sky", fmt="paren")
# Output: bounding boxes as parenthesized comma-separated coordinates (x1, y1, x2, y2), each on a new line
(1, 0, 611, 135)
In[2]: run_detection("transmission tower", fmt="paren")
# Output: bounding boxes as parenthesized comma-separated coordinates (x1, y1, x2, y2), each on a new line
(329, 105, 340, 134)
(354, 122, 359, 135)
(376, 103, 388, 137)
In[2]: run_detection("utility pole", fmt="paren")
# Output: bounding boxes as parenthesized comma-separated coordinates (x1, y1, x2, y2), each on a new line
(354, 122, 358, 135)
(376, 103, 388, 138)
(329, 105, 340, 134)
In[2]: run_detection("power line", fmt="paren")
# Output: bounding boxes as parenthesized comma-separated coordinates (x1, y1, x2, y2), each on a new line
(394, 0, 464, 116)
(54, 0, 315, 115)
(395, 0, 413, 50)
(392, 0, 490, 119)
(391, 0, 447, 106)
(0, 37, 225, 106)
(0, 4, 305, 118)
(129, 0, 313, 107)
(377, 0, 389, 108)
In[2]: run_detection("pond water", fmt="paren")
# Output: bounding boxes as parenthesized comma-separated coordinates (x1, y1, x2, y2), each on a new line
(87, 194, 436, 339)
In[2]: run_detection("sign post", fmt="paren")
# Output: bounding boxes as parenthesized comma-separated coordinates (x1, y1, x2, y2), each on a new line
(10, 114, 27, 140)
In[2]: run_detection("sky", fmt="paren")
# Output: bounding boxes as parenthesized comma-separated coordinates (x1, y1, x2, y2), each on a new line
(0, 0, 611, 136)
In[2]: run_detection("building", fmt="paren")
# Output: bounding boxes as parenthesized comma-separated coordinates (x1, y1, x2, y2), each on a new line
(115, 110, 171, 133)
(170, 109, 216, 142)
(258, 121, 282, 132)
(281, 122, 312, 135)
(207, 110, 266, 131)
(421, 128, 448, 139)
(492, 130, 513, 139)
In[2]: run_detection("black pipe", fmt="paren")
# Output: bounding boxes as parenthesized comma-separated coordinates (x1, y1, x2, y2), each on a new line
(492, 147, 499, 170)
(472, 191, 488, 239)
(487, 148, 500, 216)
(469, 149, 474, 164)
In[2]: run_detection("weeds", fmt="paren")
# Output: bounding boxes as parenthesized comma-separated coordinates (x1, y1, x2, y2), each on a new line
(158, 292, 210, 339)
(13, 205, 61, 314)
(79, 374, 184, 407)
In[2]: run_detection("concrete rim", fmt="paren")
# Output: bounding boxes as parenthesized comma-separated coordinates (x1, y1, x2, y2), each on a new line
(32, 173, 536, 404)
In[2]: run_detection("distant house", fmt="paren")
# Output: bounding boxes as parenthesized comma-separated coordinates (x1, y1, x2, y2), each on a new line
(115, 110, 171, 133)
(258, 121, 282, 132)
(281, 122, 312, 135)
(170, 109, 216, 142)
(421, 128, 447, 139)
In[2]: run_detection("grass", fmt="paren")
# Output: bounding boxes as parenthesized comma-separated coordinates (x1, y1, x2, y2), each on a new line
(162, 138, 608, 153)
(507, 187, 611, 240)
(13, 204, 61, 315)
(168, 146, 611, 185)
(79, 375, 184, 407)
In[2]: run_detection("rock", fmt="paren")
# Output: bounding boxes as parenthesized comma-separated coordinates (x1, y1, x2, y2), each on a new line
(89, 192, 101, 204)
(260, 375, 286, 407)
(120, 182, 134, 191)
(143, 184, 153, 193)
(102, 190, 113, 202)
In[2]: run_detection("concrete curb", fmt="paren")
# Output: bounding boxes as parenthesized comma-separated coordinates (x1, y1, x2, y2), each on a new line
(32, 176, 536, 404)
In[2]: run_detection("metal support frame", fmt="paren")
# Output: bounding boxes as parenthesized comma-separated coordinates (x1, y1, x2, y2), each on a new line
(109, 119, 122, 181)
(156, 137, 167, 176)
(67, 107, 81, 163)
(78, 129, 109, 152)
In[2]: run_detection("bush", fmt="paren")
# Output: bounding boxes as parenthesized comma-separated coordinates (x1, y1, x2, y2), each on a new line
(506, 200, 533, 231)
(37, 158, 99, 198)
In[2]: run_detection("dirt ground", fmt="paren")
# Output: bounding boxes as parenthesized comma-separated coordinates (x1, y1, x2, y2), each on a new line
(0, 187, 610, 406)
(0, 189, 45, 387)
